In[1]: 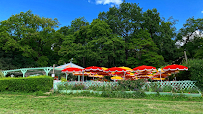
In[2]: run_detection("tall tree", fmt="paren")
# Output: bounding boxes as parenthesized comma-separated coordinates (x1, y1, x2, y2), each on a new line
(0, 10, 59, 67)
(177, 17, 203, 59)
(142, 9, 177, 63)
(58, 17, 90, 67)
(59, 19, 125, 67)
(98, 2, 143, 65)
(127, 29, 164, 68)
(86, 19, 125, 67)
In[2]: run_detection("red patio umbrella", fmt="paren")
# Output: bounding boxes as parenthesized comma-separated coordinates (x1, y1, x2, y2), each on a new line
(97, 72, 112, 76)
(83, 66, 104, 72)
(105, 67, 127, 80)
(61, 67, 83, 73)
(133, 65, 156, 72)
(112, 72, 129, 76)
(163, 64, 188, 71)
(105, 67, 126, 72)
(83, 66, 104, 81)
(61, 67, 83, 81)
(134, 71, 152, 76)
(162, 64, 188, 81)
(73, 72, 89, 76)
(153, 73, 169, 78)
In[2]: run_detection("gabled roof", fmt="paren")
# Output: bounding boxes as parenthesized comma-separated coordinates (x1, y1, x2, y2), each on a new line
(56, 62, 84, 69)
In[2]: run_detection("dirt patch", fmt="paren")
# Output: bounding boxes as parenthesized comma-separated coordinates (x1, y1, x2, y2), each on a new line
(34, 96, 49, 98)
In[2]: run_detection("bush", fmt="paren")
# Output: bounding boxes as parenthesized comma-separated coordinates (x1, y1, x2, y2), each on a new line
(0, 75, 53, 92)
(179, 59, 203, 90)
(148, 82, 162, 92)
(162, 85, 173, 92)
(72, 83, 86, 90)
(117, 79, 145, 91)
(61, 77, 67, 82)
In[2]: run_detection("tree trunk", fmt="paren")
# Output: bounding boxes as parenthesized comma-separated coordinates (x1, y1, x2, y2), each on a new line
(83, 57, 85, 68)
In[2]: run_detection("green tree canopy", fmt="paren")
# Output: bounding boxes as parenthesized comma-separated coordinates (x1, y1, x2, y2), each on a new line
(0, 10, 60, 67)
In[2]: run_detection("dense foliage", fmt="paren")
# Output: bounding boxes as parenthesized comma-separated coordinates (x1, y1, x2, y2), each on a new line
(0, 2, 202, 70)
(176, 59, 203, 90)
(0, 75, 53, 92)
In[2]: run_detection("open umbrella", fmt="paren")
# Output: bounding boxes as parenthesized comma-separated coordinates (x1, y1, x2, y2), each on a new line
(84, 66, 104, 72)
(101, 67, 108, 71)
(163, 64, 188, 71)
(125, 72, 136, 80)
(152, 78, 166, 81)
(93, 74, 104, 78)
(105, 67, 126, 80)
(105, 67, 126, 72)
(133, 65, 156, 79)
(61, 67, 83, 73)
(73, 72, 90, 76)
(153, 73, 170, 78)
(133, 65, 156, 72)
(162, 64, 188, 81)
(153, 69, 171, 78)
(97, 72, 112, 76)
(61, 67, 83, 80)
(82, 66, 104, 82)
(111, 76, 123, 80)
(119, 66, 133, 72)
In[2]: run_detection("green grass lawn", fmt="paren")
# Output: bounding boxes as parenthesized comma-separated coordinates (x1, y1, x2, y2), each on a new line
(0, 93, 203, 114)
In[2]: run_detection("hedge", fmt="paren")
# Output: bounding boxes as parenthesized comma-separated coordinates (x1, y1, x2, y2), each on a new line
(0, 75, 53, 92)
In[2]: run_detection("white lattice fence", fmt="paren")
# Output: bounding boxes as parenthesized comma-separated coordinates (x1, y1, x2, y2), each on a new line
(54, 81, 118, 90)
(144, 81, 197, 90)
(54, 80, 197, 90)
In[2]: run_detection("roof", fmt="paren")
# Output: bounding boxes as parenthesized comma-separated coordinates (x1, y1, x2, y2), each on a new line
(56, 62, 84, 69)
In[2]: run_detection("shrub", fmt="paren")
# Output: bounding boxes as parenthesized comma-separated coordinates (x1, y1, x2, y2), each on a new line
(117, 79, 145, 91)
(182, 87, 200, 93)
(162, 85, 173, 92)
(61, 77, 67, 82)
(71, 83, 86, 90)
(178, 59, 203, 90)
(148, 82, 162, 92)
(0, 75, 53, 92)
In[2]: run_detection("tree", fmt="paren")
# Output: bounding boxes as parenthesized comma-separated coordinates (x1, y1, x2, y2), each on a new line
(98, 2, 143, 65)
(142, 9, 177, 63)
(59, 19, 125, 67)
(176, 17, 203, 59)
(0, 10, 60, 67)
(127, 29, 164, 68)
(86, 19, 125, 67)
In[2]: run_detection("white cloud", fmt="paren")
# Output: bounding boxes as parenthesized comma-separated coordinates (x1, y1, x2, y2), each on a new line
(175, 30, 203, 48)
(96, 0, 103, 4)
(201, 11, 203, 13)
(95, 0, 123, 6)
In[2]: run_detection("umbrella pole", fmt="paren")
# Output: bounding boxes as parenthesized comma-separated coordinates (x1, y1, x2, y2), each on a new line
(82, 71, 84, 82)
(65, 73, 68, 80)
(124, 72, 125, 80)
(78, 75, 80, 81)
(160, 72, 162, 86)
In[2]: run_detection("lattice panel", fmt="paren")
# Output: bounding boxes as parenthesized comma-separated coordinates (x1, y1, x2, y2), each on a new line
(54, 81, 118, 90)
(143, 81, 197, 90)
(54, 80, 197, 90)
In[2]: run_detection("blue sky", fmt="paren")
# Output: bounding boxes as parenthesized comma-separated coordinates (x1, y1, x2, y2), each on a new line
(0, 0, 203, 31)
